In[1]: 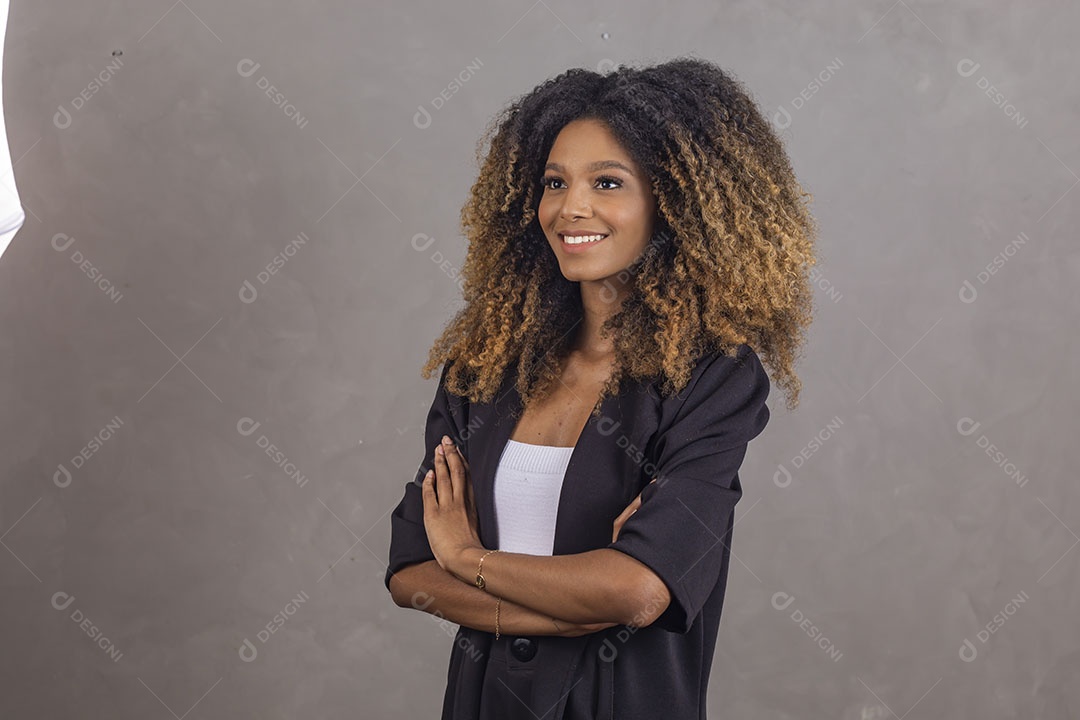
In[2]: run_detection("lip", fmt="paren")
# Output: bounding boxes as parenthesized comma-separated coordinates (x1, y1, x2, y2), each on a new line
(558, 232, 608, 253)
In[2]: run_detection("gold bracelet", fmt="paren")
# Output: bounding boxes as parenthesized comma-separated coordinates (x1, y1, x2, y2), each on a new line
(475, 548, 500, 590)
(495, 596, 501, 640)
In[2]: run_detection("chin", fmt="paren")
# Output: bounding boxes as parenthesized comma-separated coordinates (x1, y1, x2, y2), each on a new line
(556, 263, 613, 283)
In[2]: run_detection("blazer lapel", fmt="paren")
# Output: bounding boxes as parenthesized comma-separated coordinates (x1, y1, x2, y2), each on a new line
(471, 365, 520, 553)
(470, 365, 654, 557)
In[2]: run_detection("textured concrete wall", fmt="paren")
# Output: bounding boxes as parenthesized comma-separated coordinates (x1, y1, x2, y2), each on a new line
(0, 1, 1076, 717)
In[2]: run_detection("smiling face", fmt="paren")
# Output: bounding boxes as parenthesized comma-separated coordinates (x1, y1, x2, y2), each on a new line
(537, 118, 657, 287)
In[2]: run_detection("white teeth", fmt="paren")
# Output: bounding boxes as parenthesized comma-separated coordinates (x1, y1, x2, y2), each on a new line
(561, 234, 607, 244)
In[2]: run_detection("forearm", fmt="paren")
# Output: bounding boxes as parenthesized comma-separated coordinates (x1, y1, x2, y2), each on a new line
(391, 560, 613, 636)
(449, 547, 643, 626)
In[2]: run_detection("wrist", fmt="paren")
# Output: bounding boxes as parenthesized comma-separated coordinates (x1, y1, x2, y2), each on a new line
(453, 544, 488, 585)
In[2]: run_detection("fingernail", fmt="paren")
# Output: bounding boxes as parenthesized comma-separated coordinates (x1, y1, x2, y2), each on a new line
(441, 435, 453, 445)
(436, 445, 444, 456)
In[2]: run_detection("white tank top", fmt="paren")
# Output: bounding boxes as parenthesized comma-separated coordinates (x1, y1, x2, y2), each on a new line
(493, 439, 575, 556)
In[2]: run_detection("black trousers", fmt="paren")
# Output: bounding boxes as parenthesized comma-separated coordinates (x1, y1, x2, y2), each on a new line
(474, 632, 610, 720)
(477, 634, 541, 719)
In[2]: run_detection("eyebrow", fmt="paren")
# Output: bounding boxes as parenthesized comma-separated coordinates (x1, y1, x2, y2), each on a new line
(544, 160, 636, 176)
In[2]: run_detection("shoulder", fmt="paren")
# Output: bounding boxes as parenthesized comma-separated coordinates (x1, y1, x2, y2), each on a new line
(655, 343, 771, 445)
(664, 343, 768, 407)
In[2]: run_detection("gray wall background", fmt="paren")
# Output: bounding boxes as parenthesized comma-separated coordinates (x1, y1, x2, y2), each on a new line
(1, 1, 1076, 718)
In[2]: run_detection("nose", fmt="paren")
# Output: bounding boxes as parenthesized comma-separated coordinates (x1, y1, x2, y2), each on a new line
(559, 182, 593, 221)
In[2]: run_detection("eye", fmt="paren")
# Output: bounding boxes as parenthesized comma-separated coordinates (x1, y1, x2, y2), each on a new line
(540, 175, 623, 190)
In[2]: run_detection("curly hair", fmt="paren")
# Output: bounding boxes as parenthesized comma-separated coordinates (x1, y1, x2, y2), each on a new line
(421, 56, 818, 414)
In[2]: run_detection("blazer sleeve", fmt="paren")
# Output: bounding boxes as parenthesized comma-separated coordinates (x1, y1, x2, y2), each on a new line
(383, 363, 468, 594)
(606, 344, 771, 634)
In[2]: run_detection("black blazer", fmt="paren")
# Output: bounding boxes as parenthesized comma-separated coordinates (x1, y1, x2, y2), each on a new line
(385, 343, 772, 720)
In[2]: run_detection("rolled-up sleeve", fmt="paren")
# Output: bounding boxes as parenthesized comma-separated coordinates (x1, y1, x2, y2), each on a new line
(607, 344, 771, 634)
(384, 363, 468, 594)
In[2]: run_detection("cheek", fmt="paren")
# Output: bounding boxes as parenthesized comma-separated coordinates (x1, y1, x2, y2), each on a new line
(610, 204, 651, 236)
(536, 197, 557, 224)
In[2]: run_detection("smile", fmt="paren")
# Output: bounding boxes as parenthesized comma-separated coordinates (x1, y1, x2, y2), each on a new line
(560, 233, 608, 246)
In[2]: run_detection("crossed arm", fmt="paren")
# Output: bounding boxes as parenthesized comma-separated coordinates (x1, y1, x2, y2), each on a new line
(388, 440, 671, 636)
(390, 545, 670, 637)
(390, 347, 767, 639)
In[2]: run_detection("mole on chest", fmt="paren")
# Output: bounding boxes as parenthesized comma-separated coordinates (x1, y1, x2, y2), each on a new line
(509, 382, 605, 447)
(509, 355, 614, 447)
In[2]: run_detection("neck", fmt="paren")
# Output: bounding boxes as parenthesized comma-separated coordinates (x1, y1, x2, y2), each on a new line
(573, 277, 632, 358)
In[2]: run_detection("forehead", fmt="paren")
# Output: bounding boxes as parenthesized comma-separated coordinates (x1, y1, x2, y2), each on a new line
(545, 119, 639, 174)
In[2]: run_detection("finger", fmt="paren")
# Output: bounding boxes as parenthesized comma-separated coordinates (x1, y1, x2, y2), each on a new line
(421, 469, 435, 511)
(613, 500, 638, 526)
(447, 446, 477, 522)
(442, 440, 464, 504)
(465, 473, 480, 526)
(633, 479, 657, 507)
(613, 502, 640, 541)
(464, 461, 476, 508)
(434, 444, 451, 506)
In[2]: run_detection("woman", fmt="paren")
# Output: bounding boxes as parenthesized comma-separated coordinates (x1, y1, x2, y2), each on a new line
(386, 57, 818, 719)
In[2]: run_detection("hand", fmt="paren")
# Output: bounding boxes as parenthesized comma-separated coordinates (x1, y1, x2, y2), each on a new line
(421, 436, 484, 573)
(611, 478, 657, 543)
(555, 620, 621, 638)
